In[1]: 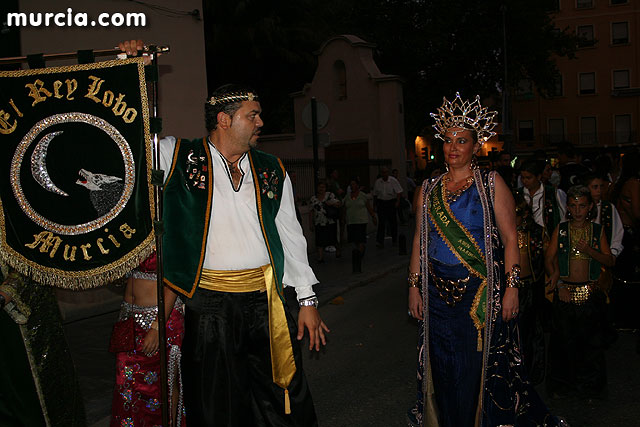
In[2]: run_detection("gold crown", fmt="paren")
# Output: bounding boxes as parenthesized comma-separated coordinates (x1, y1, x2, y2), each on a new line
(207, 92, 258, 106)
(430, 92, 498, 143)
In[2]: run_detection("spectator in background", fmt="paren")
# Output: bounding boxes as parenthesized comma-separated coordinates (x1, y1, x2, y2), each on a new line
(517, 158, 567, 238)
(309, 181, 341, 262)
(373, 167, 403, 248)
(406, 173, 417, 212)
(558, 144, 590, 193)
(343, 177, 377, 272)
(497, 150, 512, 168)
(593, 152, 620, 201)
(583, 172, 624, 347)
(514, 193, 547, 385)
(392, 168, 410, 225)
(533, 150, 560, 188)
(326, 169, 345, 251)
(325, 169, 344, 198)
(583, 173, 624, 258)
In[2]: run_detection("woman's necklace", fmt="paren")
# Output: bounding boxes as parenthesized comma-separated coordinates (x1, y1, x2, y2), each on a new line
(442, 173, 474, 203)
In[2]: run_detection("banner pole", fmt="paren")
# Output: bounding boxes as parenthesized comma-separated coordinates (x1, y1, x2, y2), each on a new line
(0, 46, 169, 65)
(149, 45, 171, 427)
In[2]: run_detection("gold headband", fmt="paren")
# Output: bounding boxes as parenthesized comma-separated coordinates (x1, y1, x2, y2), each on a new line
(207, 92, 258, 106)
(430, 92, 498, 143)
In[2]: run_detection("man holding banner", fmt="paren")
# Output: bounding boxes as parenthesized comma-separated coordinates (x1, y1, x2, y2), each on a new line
(120, 40, 328, 426)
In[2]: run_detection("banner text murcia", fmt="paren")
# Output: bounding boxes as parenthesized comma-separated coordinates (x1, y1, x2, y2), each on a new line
(25, 223, 137, 261)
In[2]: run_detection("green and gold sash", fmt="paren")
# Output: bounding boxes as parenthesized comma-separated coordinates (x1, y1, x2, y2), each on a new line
(430, 181, 487, 350)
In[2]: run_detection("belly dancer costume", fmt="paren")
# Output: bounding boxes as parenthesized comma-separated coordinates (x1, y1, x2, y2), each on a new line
(110, 253, 186, 427)
(546, 221, 607, 399)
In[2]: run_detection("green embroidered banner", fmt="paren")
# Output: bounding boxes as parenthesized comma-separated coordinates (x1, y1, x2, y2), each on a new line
(0, 58, 154, 289)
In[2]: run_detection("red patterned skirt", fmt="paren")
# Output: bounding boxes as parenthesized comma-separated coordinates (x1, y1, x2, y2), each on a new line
(110, 300, 186, 427)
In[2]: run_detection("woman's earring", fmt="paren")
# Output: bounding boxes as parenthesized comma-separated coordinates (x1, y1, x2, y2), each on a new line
(444, 161, 450, 173)
(471, 155, 479, 170)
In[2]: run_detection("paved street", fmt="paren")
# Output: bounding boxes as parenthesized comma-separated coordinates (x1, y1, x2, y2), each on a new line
(65, 225, 413, 426)
(62, 222, 640, 426)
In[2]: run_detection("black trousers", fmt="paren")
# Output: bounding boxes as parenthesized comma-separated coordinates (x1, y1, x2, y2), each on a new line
(182, 289, 317, 427)
(376, 199, 398, 245)
(546, 291, 607, 398)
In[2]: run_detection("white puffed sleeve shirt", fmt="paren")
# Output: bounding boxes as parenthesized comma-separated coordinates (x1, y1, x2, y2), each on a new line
(158, 136, 317, 300)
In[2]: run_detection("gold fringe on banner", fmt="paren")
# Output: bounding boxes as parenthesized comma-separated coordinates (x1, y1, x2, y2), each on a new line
(0, 234, 155, 289)
(0, 57, 156, 290)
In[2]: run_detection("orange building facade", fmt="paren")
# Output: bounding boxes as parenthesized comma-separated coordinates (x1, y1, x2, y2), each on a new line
(512, 0, 640, 153)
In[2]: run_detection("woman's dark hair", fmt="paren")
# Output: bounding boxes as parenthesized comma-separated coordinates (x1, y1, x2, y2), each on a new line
(520, 158, 544, 176)
(204, 84, 258, 132)
(580, 172, 603, 187)
(316, 179, 327, 192)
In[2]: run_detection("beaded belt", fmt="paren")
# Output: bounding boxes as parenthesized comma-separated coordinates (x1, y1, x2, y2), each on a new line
(561, 281, 596, 305)
(118, 299, 184, 330)
(430, 270, 470, 307)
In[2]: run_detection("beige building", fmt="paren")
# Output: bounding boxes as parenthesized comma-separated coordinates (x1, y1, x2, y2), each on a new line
(259, 35, 407, 193)
(511, 0, 640, 152)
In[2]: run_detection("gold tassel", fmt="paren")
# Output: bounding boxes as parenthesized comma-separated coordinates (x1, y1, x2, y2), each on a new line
(284, 389, 291, 414)
(476, 331, 482, 352)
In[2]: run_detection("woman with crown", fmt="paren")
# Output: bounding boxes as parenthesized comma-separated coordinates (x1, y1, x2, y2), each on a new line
(406, 93, 559, 426)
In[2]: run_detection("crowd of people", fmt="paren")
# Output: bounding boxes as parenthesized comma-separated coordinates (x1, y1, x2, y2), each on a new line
(2, 40, 640, 427)
(405, 92, 640, 426)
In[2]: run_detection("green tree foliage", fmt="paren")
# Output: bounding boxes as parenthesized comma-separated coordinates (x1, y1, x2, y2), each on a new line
(203, 0, 320, 133)
(315, 0, 578, 136)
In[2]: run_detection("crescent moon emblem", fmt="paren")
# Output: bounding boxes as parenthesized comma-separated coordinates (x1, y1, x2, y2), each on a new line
(30, 130, 69, 196)
(187, 151, 196, 163)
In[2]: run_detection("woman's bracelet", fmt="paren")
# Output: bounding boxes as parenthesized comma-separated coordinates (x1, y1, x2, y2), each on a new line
(408, 272, 420, 288)
(505, 264, 522, 288)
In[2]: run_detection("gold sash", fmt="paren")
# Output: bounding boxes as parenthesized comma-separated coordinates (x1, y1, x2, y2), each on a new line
(199, 265, 296, 414)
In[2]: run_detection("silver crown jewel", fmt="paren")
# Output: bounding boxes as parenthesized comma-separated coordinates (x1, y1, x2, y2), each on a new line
(430, 92, 498, 143)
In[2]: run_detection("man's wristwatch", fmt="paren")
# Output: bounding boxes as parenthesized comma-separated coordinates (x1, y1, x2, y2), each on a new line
(299, 296, 318, 309)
